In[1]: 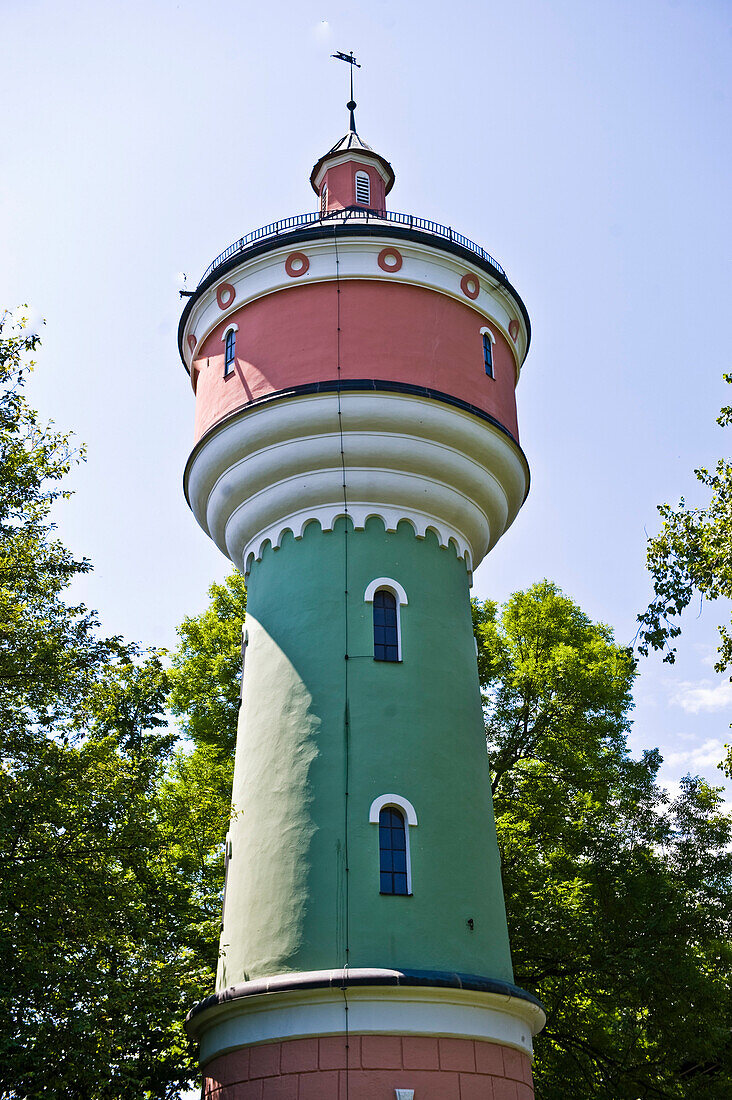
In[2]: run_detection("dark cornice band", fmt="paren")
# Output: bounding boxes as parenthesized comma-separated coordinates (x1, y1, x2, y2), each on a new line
(186, 967, 544, 1027)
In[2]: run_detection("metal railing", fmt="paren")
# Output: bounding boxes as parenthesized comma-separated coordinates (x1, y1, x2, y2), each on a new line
(198, 207, 506, 286)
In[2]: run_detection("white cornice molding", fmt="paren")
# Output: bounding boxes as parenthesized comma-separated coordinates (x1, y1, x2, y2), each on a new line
(188, 977, 545, 1067)
(185, 391, 528, 581)
(182, 234, 528, 378)
(312, 150, 393, 191)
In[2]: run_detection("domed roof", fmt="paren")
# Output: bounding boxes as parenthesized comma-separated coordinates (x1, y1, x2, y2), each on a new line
(310, 126, 395, 195)
(326, 130, 375, 155)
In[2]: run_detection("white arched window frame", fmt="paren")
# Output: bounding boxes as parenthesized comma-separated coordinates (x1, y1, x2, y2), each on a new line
(222, 323, 238, 377)
(364, 577, 408, 662)
(369, 794, 418, 896)
(480, 326, 495, 379)
(355, 170, 371, 206)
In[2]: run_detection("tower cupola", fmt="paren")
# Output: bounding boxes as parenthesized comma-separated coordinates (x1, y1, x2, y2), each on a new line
(310, 61, 394, 215)
(310, 129, 394, 215)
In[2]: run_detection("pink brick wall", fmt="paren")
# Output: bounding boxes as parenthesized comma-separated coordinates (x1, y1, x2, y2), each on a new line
(203, 1035, 534, 1099)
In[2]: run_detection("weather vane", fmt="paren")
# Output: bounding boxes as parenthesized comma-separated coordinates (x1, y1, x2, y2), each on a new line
(331, 50, 361, 132)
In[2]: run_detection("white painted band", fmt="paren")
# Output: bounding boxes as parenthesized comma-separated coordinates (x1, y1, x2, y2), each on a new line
(185, 392, 528, 578)
(189, 981, 544, 1068)
(182, 233, 528, 377)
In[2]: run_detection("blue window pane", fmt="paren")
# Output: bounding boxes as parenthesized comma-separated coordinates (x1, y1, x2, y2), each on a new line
(373, 590, 399, 662)
(482, 333, 493, 378)
(378, 806, 409, 894)
(225, 330, 236, 375)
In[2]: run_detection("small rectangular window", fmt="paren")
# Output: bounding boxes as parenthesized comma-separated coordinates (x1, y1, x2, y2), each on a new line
(482, 332, 494, 378)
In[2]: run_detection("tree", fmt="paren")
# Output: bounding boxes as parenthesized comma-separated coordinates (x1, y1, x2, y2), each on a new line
(475, 582, 732, 1099)
(0, 312, 212, 1099)
(160, 571, 247, 944)
(163, 568, 732, 1096)
(167, 571, 246, 757)
(637, 373, 732, 674)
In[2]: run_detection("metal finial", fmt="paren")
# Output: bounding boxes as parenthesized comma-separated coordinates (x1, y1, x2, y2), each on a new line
(332, 50, 361, 132)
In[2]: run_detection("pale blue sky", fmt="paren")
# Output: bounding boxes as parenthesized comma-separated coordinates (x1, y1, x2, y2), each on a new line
(2, 0, 731, 804)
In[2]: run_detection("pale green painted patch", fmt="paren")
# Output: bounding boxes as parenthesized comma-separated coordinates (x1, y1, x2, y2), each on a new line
(218, 518, 513, 991)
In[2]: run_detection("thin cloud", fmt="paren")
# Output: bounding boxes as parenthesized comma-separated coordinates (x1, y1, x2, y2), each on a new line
(663, 738, 727, 771)
(312, 20, 333, 42)
(671, 679, 732, 714)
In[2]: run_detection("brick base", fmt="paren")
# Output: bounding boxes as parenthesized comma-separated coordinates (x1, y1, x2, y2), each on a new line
(203, 1035, 534, 1099)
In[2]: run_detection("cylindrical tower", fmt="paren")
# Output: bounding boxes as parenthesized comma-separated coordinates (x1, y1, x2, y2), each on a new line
(181, 107, 544, 1099)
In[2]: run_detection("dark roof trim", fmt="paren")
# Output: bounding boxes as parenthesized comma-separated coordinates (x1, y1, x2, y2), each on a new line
(178, 223, 531, 370)
(185, 967, 544, 1027)
(182, 379, 531, 508)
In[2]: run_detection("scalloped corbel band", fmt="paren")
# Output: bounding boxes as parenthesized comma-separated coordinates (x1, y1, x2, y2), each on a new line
(185, 391, 528, 580)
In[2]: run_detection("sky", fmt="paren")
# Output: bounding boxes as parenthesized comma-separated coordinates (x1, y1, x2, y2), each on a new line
(1, 0, 731, 811)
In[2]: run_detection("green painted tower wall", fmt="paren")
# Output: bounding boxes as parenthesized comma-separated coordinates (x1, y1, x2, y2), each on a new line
(217, 516, 513, 992)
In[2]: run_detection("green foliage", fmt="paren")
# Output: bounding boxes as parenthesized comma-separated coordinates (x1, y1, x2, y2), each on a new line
(637, 373, 732, 673)
(161, 571, 246, 947)
(6, 302, 729, 1096)
(0, 658, 213, 1099)
(167, 571, 246, 756)
(475, 582, 732, 1098)
(0, 309, 119, 752)
(0, 313, 211, 1099)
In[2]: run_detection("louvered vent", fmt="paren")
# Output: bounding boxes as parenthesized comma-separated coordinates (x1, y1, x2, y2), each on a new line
(355, 171, 371, 206)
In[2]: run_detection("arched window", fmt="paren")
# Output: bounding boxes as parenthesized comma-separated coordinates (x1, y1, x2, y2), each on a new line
(320, 184, 328, 217)
(379, 806, 408, 894)
(355, 170, 371, 206)
(364, 578, 408, 663)
(373, 590, 398, 662)
(369, 794, 417, 896)
(224, 328, 236, 376)
(481, 327, 495, 378)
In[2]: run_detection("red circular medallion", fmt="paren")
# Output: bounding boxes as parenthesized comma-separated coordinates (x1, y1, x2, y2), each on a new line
(187, 334, 197, 352)
(216, 282, 236, 309)
(377, 247, 403, 272)
(509, 319, 520, 341)
(285, 252, 310, 277)
(460, 274, 479, 300)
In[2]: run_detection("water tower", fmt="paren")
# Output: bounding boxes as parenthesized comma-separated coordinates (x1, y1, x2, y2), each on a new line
(180, 69, 543, 1099)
